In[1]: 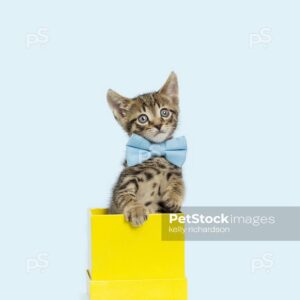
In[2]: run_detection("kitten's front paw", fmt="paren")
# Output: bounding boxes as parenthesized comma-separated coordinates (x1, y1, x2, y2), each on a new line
(124, 205, 149, 227)
(159, 199, 181, 213)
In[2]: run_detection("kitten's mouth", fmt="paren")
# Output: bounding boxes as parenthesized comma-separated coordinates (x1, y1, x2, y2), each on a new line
(155, 130, 165, 136)
(144, 128, 172, 143)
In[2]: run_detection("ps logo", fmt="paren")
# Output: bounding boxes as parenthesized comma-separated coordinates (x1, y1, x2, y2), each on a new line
(26, 252, 49, 273)
(251, 253, 274, 273)
(249, 27, 272, 49)
(26, 28, 49, 48)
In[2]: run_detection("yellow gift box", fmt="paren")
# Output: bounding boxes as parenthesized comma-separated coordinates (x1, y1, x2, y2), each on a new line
(88, 208, 188, 300)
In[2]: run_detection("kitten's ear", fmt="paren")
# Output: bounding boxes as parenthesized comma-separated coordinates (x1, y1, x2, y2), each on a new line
(159, 72, 179, 104)
(107, 89, 131, 122)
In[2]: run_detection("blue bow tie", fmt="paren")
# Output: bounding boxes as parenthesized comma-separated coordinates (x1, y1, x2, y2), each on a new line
(126, 134, 187, 167)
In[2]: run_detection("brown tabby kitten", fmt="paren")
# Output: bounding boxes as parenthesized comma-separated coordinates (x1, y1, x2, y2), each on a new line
(107, 72, 184, 227)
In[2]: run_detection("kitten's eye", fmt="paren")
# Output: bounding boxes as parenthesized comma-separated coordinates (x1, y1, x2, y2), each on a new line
(138, 114, 149, 124)
(160, 108, 170, 118)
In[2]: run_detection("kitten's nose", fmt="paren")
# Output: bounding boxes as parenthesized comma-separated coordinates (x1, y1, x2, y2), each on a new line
(154, 124, 162, 130)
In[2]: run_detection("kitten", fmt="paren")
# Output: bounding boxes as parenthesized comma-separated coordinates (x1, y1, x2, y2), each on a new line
(107, 72, 185, 227)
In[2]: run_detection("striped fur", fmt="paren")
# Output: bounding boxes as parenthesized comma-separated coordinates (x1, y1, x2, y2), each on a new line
(107, 72, 185, 226)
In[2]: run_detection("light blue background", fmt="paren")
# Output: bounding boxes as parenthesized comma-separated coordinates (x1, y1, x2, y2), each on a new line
(0, 1, 299, 299)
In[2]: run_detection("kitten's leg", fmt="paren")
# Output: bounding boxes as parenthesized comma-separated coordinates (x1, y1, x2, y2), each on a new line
(111, 176, 149, 227)
(159, 173, 184, 213)
(124, 204, 148, 227)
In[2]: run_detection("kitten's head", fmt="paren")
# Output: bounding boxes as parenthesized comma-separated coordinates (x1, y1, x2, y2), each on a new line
(107, 72, 179, 143)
